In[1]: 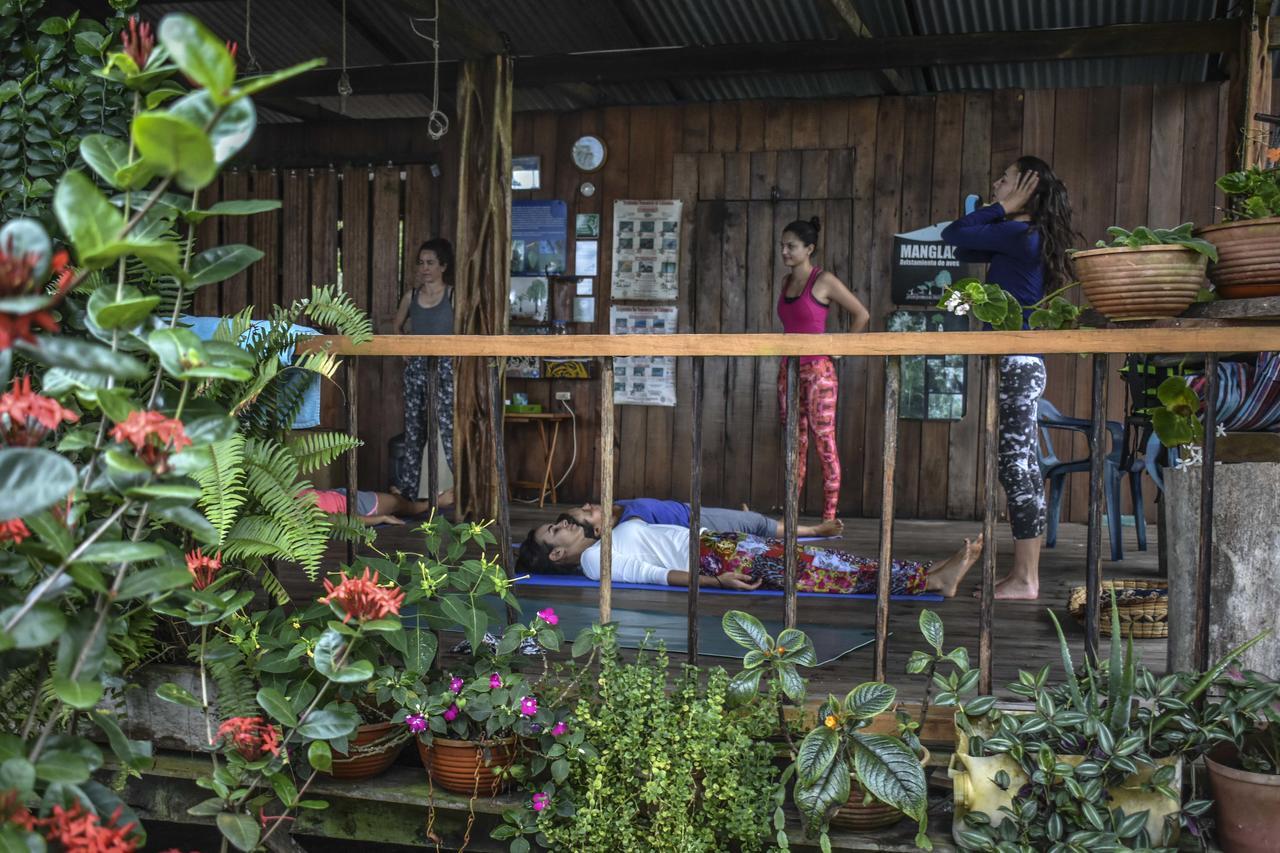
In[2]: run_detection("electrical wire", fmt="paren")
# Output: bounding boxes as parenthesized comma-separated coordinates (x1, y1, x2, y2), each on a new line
(510, 398, 578, 505)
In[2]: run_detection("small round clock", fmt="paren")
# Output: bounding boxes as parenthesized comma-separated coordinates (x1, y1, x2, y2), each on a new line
(571, 135, 607, 172)
(579, 181, 596, 197)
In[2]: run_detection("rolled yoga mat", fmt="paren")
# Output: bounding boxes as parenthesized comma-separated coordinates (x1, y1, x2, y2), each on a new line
(514, 573, 944, 603)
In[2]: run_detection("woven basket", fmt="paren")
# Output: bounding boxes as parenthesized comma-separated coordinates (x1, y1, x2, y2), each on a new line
(1068, 580, 1168, 638)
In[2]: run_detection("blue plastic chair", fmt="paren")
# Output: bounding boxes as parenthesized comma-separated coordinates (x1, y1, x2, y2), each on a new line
(1037, 399, 1147, 561)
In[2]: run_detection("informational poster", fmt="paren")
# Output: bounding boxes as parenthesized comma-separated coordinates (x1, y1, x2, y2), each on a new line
(611, 199, 682, 300)
(611, 305, 676, 406)
(890, 222, 961, 305)
(886, 309, 970, 420)
(511, 200, 567, 275)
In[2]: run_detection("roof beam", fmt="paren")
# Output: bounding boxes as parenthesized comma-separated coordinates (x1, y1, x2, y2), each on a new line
(814, 0, 912, 94)
(271, 20, 1240, 99)
(255, 95, 350, 123)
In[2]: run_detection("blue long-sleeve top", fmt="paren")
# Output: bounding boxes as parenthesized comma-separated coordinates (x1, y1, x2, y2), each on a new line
(941, 203, 1045, 325)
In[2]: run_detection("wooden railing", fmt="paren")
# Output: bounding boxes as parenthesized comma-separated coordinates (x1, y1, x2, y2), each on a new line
(302, 327, 1280, 691)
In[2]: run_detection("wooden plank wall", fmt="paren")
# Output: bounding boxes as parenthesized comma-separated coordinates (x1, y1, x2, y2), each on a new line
(192, 164, 443, 490)
(507, 83, 1228, 524)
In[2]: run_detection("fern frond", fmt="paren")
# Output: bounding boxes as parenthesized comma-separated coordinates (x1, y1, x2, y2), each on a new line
(326, 512, 378, 546)
(247, 559, 291, 607)
(222, 515, 293, 561)
(241, 437, 332, 579)
(291, 349, 340, 381)
(202, 639, 258, 718)
(192, 435, 248, 543)
(213, 307, 256, 344)
(287, 431, 362, 474)
(303, 284, 374, 343)
(238, 368, 312, 436)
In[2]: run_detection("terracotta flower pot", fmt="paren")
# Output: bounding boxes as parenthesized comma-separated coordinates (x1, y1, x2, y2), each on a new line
(325, 721, 409, 780)
(830, 747, 929, 831)
(1073, 244, 1208, 321)
(1206, 745, 1280, 852)
(417, 735, 517, 796)
(1196, 217, 1280, 299)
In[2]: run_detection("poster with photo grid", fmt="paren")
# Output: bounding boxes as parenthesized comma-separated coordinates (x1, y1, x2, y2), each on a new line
(611, 199, 682, 300)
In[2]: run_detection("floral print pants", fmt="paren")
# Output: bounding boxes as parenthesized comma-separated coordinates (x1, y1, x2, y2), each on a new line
(398, 355, 454, 500)
(698, 532, 929, 595)
(778, 356, 842, 520)
(998, 356, 1047, 540)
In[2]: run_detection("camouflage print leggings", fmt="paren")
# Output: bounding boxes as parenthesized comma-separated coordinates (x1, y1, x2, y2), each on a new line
(398, 356, 454, 500)
(998, 356, 1047, 540)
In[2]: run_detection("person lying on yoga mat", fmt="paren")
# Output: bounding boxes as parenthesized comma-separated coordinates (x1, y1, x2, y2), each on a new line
(516, 509, 982, 597)
(572, 499, 843, 540)
(301, 488, 431, 526)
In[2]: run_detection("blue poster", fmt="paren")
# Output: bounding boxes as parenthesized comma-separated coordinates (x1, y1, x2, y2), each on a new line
(511, 200, 568, 276)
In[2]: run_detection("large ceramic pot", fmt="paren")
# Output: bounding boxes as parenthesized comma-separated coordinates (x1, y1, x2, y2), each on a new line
(1073, 244, 1208, 321)
(1206, 745, 1280, 852)
(830, 747, 930, 831)
(324, 721, 410, 780)
(417, 735, 517, 796)
(1196, 217, 1280, 299)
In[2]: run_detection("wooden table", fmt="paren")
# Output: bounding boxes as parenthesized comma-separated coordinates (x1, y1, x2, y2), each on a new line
(503, 411, 571, 507)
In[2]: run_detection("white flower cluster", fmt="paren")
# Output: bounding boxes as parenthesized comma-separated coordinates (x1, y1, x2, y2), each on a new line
(1173, 444, 1204, 470)
(943, 292, 970, 316)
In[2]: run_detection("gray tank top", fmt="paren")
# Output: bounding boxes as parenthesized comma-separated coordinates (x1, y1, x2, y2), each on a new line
(408, 288, 454, 335)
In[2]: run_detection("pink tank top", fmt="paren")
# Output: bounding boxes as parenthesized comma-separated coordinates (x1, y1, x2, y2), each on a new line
(777, 266, 828, 365)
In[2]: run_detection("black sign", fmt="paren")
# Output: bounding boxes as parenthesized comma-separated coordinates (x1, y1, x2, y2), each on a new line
(891, 223, 962, 305)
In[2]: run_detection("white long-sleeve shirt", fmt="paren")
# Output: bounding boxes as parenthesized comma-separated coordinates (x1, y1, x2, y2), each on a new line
(579, 521, 701, 585)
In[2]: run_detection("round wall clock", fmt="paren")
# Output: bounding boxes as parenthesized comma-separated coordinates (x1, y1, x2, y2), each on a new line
(571, 135, 607, 172)
(579, 181, 596, 197)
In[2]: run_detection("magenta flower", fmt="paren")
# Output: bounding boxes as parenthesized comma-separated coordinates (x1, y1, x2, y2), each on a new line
(449, 676, 464, 694)
(519, 696, 538, 717)
(550, 721, 568, 737)
(442, 703, 460, 722)
(531, 792, 549, 812)
(405, 713, 427, 733)
(536, 607, 559, 626)
(490, 672, 503, 689)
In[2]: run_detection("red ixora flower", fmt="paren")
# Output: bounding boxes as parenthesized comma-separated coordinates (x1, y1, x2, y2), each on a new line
(120, 16, 155, 69)
(0, 244, 74, 352)
(186, 549, 222, 590)
(318, 567, 405, 623)
(0, 518, 30, 544)
(216, 716, 281, 761)
(110, 410, 191, 471)
(37, 801, 139, 852)
(0, 375, 77, 446)
(0, 788, 36, 831)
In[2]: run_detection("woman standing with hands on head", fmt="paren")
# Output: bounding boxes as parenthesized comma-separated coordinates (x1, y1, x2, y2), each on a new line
(776, 217, 871, 522)
(941, 156, 1079, 600)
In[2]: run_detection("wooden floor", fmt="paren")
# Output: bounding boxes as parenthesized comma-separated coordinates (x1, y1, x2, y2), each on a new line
(309, 504, 1166, 702)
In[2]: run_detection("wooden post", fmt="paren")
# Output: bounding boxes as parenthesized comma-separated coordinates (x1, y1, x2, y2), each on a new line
(1225, 1, 1272, 170)
(487, 360, 513, 597)
(978, 356, 999, 695)
(599, 357, 615, 626)
(783, 356, 800, 629)
(1193, 353, 1220, 671)
(425, 356, 439, 509)
(875, 357, 899, 683)
(687, 358, 703, 664)
(1083, 354, 1108, 664)
(345, 357, 359, 564)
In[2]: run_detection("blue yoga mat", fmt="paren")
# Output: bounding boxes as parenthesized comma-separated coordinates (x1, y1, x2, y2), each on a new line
(515, 573, 944, 602)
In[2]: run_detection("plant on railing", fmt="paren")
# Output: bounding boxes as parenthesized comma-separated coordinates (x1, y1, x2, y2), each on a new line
(1217, 164, 1280, 220)
(938, 277, 1083, 332)
(1091, 223, 1219, 261)
(0, 11, 326, 851)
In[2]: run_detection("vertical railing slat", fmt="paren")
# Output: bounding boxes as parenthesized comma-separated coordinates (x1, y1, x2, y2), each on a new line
(425, 355, 439, 511)
(783, 356, 800, 629)
(1193, 353, 1220, 671)
(875, 356, 900, 683)
(345, 358, 360, 564)
(979, 356, 999, 695)
(1084, 354, 1108, 664)
(488, 360, 514, 619)
(688, 358, 704, 663)
(599, 357, 615, 626)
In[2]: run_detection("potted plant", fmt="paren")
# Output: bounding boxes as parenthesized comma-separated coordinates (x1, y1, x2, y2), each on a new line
(1204, 665, 1280, 851)
(1071, 224, 1217, 320)
(1198, 163, 1280, 298)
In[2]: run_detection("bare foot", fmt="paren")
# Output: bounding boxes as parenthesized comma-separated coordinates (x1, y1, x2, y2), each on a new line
(811, 518, 844, 537)
(740, 502, 751, 512)
(389, 485, 403, 496)
(927, 534, 984, 597)
(991, 578, 1039, 600)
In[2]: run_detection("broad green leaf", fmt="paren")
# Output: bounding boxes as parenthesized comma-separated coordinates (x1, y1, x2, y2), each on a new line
(87, 285, 162, 330)
(721, 610, 771, 653)
(216, 811, 261, 853)
(919, 610, 943, 651)
(77, 541, 168, 564)
(169, 90, 255, 163)
(234, 58, 326, 98)
(257, 687, 300, 727)
(296, 705, 359, 740)
(187, 796, 225, 816)
(90, 710, 153, 772)
(52, 676, 104, 709)
(34, 750, 91, 783)
(440, 595, 488, 655)
(54, 170, 123, 262)
(156, 681, 203, 709)
(793, 757, 850, 831)
(849, 732, 927, 821)
(95, 387, 138, 423)
(24, 510, 73, 559)
(727, 668, 762, 706)
(118, 565, 194, 600)
(796, 725, 839, 784)
(15, 334, 149, 381)
(0, 757, 35, 795)
(147, 327, 208, 378)
(125, 483, 202, 502)
(0, 447, 77, 521)
(152, 504, 220, 544)
(132, 112, 216, 191)
(80, 134, 137, 189)
(312, 629, 374, 683)
(778, 662, 805, 703)
(0, 603, 66, 650)
(307, 740, 332, 773)
(185, 199, 281, 223)
(188, 244, 263, 288)
(843, 681, 897, 720)
(776, 627, 816, 666)
(158, 15, 236, 99)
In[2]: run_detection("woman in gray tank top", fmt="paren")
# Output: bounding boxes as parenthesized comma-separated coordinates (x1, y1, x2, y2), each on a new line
(392, 239, 455, 503)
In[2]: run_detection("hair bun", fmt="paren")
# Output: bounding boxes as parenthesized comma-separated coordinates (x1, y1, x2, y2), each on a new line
(808, 216, 822, 233)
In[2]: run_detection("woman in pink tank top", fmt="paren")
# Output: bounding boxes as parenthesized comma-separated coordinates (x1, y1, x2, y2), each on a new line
(776, 217, 870, 520)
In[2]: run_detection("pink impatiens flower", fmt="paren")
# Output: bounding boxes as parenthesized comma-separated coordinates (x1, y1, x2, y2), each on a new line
(531, 792, 549, 812)
(536, 607, 559, 626)
(405, 713, 427, 733)
(519, 696, 538, 717)
(442, 703, 460, 722)
(550, 721, 568, 737)
(490, 673, 503, 689)
(449, 676, 464, 694)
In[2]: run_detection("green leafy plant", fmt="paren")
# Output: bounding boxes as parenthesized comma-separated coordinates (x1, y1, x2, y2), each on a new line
(1217, 166, 1280, 220)
(1211, 665, 1280, 775)
(938, 277, 1083, 332)
(1094, 223, 1219, 261)
(1149, 374, 1204, 449)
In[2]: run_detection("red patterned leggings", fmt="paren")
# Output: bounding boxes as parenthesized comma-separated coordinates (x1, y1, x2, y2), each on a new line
(777, 357, 841, 520)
